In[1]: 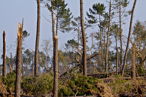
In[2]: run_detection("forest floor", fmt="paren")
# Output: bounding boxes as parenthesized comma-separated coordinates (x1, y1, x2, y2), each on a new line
(0, 72, 146, 97)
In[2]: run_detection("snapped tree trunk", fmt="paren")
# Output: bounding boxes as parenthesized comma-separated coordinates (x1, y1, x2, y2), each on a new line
(15, 22, 23, 97)
(53, 36, 58, 97)
(80, 0, 87, 76)
(34, 0, 41, 76)
(131, 43, 136, 80)
(3, 31, 6, 78)
(121, 0, 137, 76)
(105, 0, 111, 73)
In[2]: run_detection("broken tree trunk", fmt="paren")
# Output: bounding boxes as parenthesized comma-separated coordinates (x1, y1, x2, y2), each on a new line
(53, 36, 58, 97)
(3, 31, 6, 78)
(15, 22, 23, 97)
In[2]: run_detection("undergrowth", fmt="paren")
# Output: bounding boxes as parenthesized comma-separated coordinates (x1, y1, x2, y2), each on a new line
(0, 72, 146, 96)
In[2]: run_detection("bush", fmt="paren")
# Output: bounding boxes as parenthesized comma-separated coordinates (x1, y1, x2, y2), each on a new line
(22, 74, 53, 95)
(2, 71, 16, 92)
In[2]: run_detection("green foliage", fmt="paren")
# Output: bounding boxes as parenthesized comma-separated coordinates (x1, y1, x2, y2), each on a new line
(2, 71, 16, 92)
(45, 0, 73, 33)
(65, 39, 78, 49)
(64, 74, 100, 96)
(22, 74, 53, 95)
(59, 86, 75, 96)
(23, 30, 30, 40)
(86, 3, 106, 24)
(114, 0, 129, 7)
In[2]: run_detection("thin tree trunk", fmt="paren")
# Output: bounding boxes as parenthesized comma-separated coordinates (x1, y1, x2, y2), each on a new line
(121, 0, 137, 76)
(51, 0, 56, 70)
(116, 47, 119, 75)
(53, 36, 58, 97)
(119, 0, 123, 71)
(10, 53, 13, 73)
(80, 0, 87, 76)
(56, 11, 59, 36)
(32, 51, 34, 76)
(3, 31, 6, 78)
(15, 22, 23, 97)
(34, 0, 41, 76)
(21, 55, 24, 76)
(131, 43, 136, 80)
(105, 0, 111, 73)
(99, 15, 103, 69)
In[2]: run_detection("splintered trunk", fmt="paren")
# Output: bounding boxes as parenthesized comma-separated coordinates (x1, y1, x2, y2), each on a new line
(105, 0, 111, 73)
(3, 31, 6, 78)
(34, 0, 41, 76)
(80, 0, 87, 76)
(15, 22, 23, 97)
(119, 0, 123, 71)
(131, 43, 136, 80)
(53, 36, 58, 97)
(121, 0, 137, 76)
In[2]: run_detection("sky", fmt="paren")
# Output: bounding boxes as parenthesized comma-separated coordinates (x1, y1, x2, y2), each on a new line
(0, 0, 146, 64)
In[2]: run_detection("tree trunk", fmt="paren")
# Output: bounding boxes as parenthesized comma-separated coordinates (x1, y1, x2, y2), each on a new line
(56, 11, 59, 36)
(15, 22, 23, 97)
(105, 0, 111, 73)
(51, 0, 56, 70)
(119, 0, 123, 71)
(99, 15, 103, 70)
(80, 0, 87, 76)
(116, 47, 119, 75)
(53, 36, 58, 97)
(32, 51, 34, 76)
(3, 31, 6, 78)
(121, 0, 137, 76)
(34, 0, 41, 76)
(10, 53, 13, 73)
(131, 43, 136, 80)
(21, 55, 24, 76)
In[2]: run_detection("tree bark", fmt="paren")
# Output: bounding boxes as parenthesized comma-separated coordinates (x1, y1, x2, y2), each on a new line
(119, 0, 123, 71)
(121, 0, 137, 76)
(51, 0, 56, 71)
(116, 47, 119, 75)
(10, 53, 13, 73)
(32, 50, 34, 76)
(131, 43, 136, 80)
(3, 31, 6, 78)
(53, 36, 58, 97)
(80, 0, 87, 76)
(15, 22, 23, 97)
(34, 0, 41, 76)
(105, 0, 111, 73)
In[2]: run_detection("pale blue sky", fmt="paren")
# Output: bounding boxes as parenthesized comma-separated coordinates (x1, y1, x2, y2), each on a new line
(0, 0, 145, 64)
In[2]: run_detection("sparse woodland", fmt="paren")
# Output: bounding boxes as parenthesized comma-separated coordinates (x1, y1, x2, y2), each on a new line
(1, 0, 146, 97)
